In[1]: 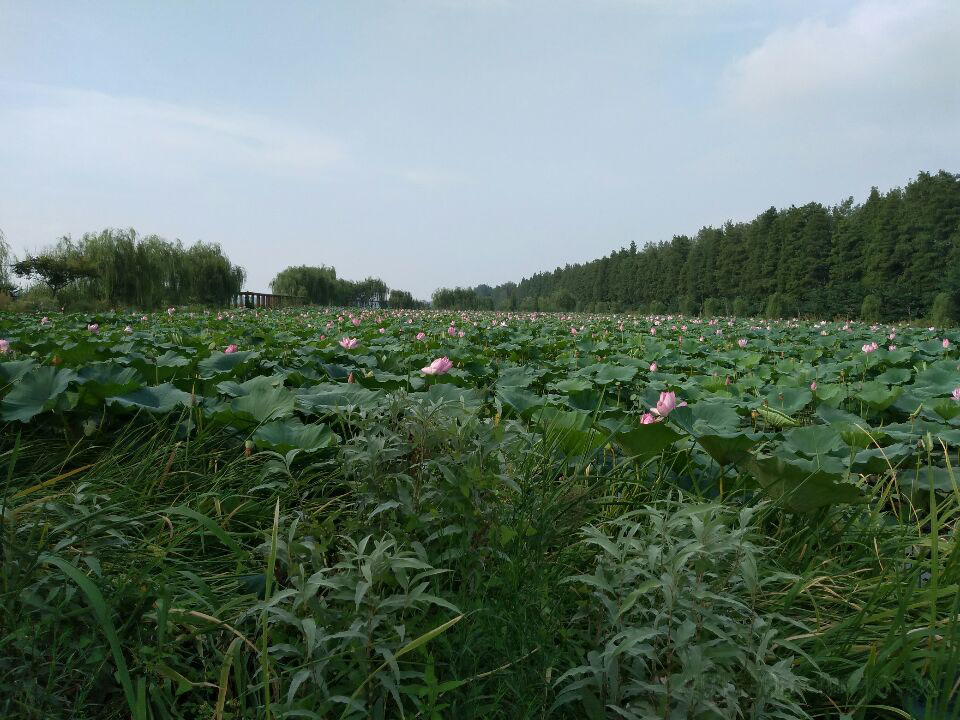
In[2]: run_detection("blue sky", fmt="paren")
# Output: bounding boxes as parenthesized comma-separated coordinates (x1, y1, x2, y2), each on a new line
(1, 0, 958, 299)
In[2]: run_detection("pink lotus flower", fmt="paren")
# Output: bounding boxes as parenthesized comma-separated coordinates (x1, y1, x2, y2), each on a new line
(225, 344, 238, 353)
(810, 380, 817, 392)
(862, 342, 877, 353)
(653, 391, 686, 417)
(953, 387, 960, 402)
(738, 338, 747, 348)
(889, 344, 896, 351)
(379, 327, 385, 334)
(88, 323, 99, 333)
(352, 317, 361, 326)
(944, 338, 951, 349)
(448, 326, 457, 336)
(339, 337, 358, 350)
(141, 315, 148, 322)
(40, 316, 50, 325)
(649, 327, 657, 335)
(458, 330, 465, 338)
(0, 339, 9, 354)
(640, 412, 657, 424)
(167, 307, 175, 316)
(422, 356, 453, 375)
(124, 325, 133, 333)
(570, 327, 578, 335)
(416, 332, 426, 341)
(217, 314, 224, 321)
(649, 362, 658, 372)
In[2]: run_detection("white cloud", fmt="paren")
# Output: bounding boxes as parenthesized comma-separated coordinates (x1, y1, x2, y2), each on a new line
(721, 0, 960, 124)
(0, 81, 345, 182)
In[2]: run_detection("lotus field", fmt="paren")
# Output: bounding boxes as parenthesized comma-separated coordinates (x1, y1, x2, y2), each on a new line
(3, 307, 960, 719)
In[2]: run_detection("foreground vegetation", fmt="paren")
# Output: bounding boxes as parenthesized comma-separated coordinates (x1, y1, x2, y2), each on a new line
(2, 307, 960, 718)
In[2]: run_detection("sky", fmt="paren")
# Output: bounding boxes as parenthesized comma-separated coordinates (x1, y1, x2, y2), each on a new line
(1, 0, 958, 300)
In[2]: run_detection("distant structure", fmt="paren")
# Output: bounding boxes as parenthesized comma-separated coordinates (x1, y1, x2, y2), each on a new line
(232, 291, 301, 308)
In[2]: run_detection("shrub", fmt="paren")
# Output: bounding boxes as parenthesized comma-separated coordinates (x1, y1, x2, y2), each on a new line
(929, 292, 956, 328)
(733, 297, 748, 317)
(861, 294, 883, 323)
(259, 528, 459, 719)
(553, 502, 816, 719)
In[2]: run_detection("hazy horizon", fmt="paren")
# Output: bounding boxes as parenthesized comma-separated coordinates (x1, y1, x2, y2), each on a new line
(2, 0, 958, 299)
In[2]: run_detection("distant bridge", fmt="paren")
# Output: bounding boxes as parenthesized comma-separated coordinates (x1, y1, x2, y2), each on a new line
(231, 291, 302, 308)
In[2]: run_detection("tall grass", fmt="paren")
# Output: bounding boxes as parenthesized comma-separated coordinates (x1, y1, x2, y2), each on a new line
(1, 399, 959, 718)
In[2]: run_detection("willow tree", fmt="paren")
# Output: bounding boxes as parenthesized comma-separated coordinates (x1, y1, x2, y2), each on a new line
(0, 230, 12, 296)
(15, 229, 245, 308)
(270, 265, 339, 303)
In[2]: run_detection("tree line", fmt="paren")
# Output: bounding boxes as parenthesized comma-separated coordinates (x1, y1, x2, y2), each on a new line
(269, 265, 425, 309)
(432, 170, 960, 322)
(5, 228, 246, 308)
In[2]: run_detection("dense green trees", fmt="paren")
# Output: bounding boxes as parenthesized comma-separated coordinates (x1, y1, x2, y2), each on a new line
(270, 265, 340, 304)
(9, 229, 245, 308)
(386, 289, 424, 309)
(432, 171, 960, 320)
(269, 265, 422, 308)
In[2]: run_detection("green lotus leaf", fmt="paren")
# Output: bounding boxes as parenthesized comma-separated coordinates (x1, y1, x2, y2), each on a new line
(108, 383, 195, 414)
(852, 443, 914, 475)
(0, 360, 36, 385)
(612, 422, 684, 459)
(296, 383, 385, 414)
(551, 377, 595, 394)
(496, 386, 545, 417)
(496, 365, 542, 388)
(760, 386, 812, 415)
(231, 384, 295, 423)
(697, 432, 761, 466)
(901, 466, 960, 493)
(1, 367, 76, 422)
(875, 368, 912, 385)
(253, 418, 338, 454)
(743, 455, 866, 512)
(197, 350, 258, 378)
(413, 383, 485, 411)
(782, 425, 846, 457)
(76, 363, 144, 400)
(591, 365, 638, 385)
